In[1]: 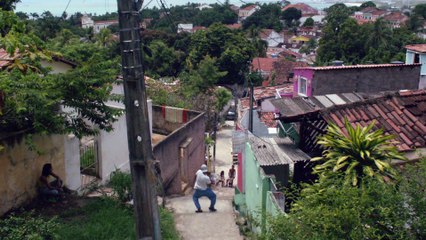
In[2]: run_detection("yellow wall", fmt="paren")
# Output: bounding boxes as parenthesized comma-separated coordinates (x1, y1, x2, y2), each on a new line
(0, 134, 65, 215)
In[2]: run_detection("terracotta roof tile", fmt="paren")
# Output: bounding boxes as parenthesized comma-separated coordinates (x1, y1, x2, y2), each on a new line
(405, 44, 426, 53)
(320, 91, 426, 152)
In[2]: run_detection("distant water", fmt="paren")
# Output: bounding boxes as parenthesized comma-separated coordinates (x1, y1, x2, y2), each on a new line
(16, 0, 334, 16)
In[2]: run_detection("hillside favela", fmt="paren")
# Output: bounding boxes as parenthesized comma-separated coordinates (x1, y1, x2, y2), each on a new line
(1, 0, 426, 239)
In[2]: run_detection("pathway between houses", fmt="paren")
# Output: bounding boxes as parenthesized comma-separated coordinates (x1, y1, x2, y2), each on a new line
(166, 121, 243, 240)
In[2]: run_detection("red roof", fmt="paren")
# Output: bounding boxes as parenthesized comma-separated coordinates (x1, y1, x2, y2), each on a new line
(295, 63, 421, 71)
(383, 12, 408, 22)
(322, 90, 426, 152)
(241, 4, 258, 11)
(282, 3, 318, 16)
(252, 84, 292, 101)
(251, 57, 279, 72)
(225, 23, 241, 29)
(260, 112, 277, 128)
(405, 44, 426, 53)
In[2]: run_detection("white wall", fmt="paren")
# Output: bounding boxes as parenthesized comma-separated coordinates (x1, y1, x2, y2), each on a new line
(97, 100, 152, 183)
(64, 134, 81, 191)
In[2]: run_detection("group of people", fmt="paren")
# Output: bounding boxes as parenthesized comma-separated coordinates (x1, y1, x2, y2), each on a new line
(215, 165, 236, 188)
(192, 164, 236, 213)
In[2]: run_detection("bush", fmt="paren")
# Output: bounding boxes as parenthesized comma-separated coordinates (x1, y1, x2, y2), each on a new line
(0, 211, 58, 240)
(109, 169, 132, 202)
(262, 178, 410, 240)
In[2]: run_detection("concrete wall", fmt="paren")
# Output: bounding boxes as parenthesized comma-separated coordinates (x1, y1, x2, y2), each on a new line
(406, 51, 426, 76)
(152, 106, 206, 195)
(0, 134, 77, 215)
(311, 66, 420, 95)
(97, 100, 152, 183)
(293, 69, 314, 97)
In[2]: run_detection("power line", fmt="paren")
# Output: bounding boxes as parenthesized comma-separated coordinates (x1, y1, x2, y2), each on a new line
(63, 0, 72, 14)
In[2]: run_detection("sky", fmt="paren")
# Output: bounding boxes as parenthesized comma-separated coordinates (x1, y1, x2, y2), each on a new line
(15, 0, 333, 16)
(15, 0, 255, 16)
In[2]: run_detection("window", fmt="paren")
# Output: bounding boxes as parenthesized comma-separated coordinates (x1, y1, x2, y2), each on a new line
(414, 54, 420, 64)
(298, 76, 308, 96)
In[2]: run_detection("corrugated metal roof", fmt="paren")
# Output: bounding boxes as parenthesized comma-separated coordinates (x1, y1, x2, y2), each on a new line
(272, 137, 310, 163)
(248, 134, 289, 166)
(272, 93, 365, 121)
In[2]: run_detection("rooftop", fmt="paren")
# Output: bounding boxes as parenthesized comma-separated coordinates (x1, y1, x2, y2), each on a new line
(294, 63, 421, 71)
(405, 44, 426, 53)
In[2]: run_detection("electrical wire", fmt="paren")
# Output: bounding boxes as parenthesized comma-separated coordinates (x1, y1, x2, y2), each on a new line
(63, 0, 72, 14)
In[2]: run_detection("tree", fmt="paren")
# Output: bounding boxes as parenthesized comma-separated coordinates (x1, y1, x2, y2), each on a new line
(0, 0, 20, 11)
(0, 10, 120, 139)
(187, 23, 255, 84)
(242, 3, 283, 32)
(281, 7, 302, 27)
(302, 17, 314, 27)
(181, 55, 227, 95)
(360, 1, 376, 9)
(413, 3, 426, 19)
(144, 40, 185, 77)
(311, 120, 405, 187)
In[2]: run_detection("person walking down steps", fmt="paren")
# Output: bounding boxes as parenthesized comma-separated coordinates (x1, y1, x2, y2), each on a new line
(193, 164, 217, 213)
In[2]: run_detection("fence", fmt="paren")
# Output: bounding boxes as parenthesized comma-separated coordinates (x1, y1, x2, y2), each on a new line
(80, 139, 99, 177)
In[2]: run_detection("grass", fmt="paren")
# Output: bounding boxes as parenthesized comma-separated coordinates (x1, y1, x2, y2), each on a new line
(56, 197, 180, 240)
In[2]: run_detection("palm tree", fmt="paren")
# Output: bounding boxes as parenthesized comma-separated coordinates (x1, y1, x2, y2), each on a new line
(312, 119, 405, 187)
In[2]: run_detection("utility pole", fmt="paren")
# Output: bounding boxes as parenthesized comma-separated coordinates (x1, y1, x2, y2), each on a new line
(116, 1, 161, 239)
(249, 81, 254, 132)
(213, 112, 217, 173)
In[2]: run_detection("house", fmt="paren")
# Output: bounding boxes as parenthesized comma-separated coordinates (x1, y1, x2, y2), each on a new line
(234, 133, 309, 231)
(238, 4, 259, 22)
(80, 15, 118, 34)
(282, 3, 319, 17)
(259, 29, 284, 47)
(271, 90, 426, 161)
(293, 64, 421, 97)
(383, 12, 408, 29)
(93, 19, 119, 34)
(177, 23, 193, 33)
(251, 57, 279, 80)
(352, 7, 389, 24)
(81, 14, 94, 28)
(195, 4, 212, 10)
(272, 59, 307, 85)
(405, 44, 426, 89)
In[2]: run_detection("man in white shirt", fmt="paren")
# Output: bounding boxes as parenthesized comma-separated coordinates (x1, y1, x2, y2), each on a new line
(193, 164, 217, 213)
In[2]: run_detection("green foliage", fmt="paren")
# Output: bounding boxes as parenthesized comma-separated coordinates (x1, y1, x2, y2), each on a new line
(399, 158, 426, 239)
(214, 87, 232, 111)
(242, 3, 283, 32)
(414, 3, 426, 19)
(193, 3, 238, 27)
(80, 148, 95, 169)
(311, 120, 405, 187)
(159, 207, 181, 240)
(185, 43, 230, 89)
(56, 197, 179, 240)
(360, 1, 376, 9)
(302, 17, 314, 27)
(262, 178, 410, 240)
(281, 7, 302, 27)
(248, 71, 263, 87)
(144, 40, 185, 77)
(317, 3, 426, 64)
(0, 0, 20, 11)
(56, 197, 136, 240)
(109, 169, 133, 203)
(0, 211, 58, 240)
